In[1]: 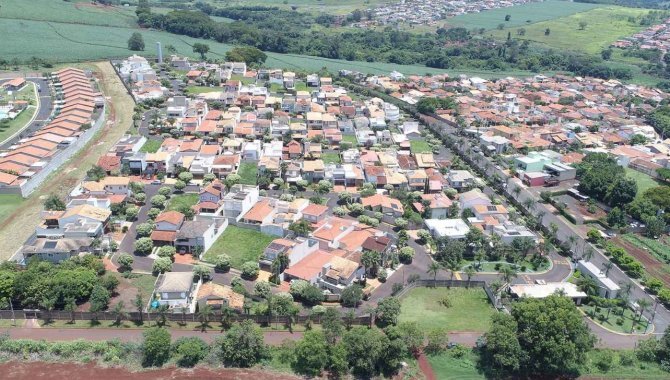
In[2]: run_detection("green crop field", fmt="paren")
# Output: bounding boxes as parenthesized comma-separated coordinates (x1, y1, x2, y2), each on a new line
(490, 6, 651, 54)
(216, 0, 391, 15)
(447, 0, 602, 30)
(0, 0, 138, 27)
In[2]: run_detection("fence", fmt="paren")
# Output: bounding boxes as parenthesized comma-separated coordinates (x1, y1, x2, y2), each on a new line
(0, 309, 371, 327)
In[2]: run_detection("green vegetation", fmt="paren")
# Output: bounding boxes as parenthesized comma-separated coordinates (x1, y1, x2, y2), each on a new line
(398, 287, 495, 332)
(409, 139, 432, 154)
(165, 194, 199, 212)
(622, 234, 670, 264)
(0, 0, 137, 27)
(185, 86, 222, 94)
(203, 225, 275, 269)
(581, 304, 650, 334)
(491, 6, 652, 54)
(0, 194, 23, 224)
(428, 350, 485, 380)
(625, 167, 662, 201)
(0, 83, 38, 143)
(342, 135, 358, 145)
(449, 0, 602, 30)
(320, 152, 341, 164)
(139, 139, 161, 153)
(125, 273, 157, 300)
(238, 162, 258, 185)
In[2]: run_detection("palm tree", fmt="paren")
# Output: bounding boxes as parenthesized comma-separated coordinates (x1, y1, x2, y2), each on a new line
(512, 186, 521, 198)
(180, 306, 188, 326)
(577, 276, 598, 296)
(364, 305, 376, 328)
(582, 247, 595, 262)
(427, 261, 442, 287)
(522, 198, 535, 212)
(197, 304, 213, 331)
(499, 266, 518, 286)
(601, 261, 614, 276)
(112, 302, 129, 327)
(134, 292, 144, 324)
(445, 260, 461, 288)
(636, 299, 651, 330)
(155, 304, 169, 327)
(464, 266, 476, 288)
(618, 281, 633, 315)
(220, 305, 235, 330)
(567, 235, 578, 258)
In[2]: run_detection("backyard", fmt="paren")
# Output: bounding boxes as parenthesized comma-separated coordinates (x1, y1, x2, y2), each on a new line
(398, 287, 495, 332)
(410, 139, 432, 154)
(165, 193, 199, 212)
(203, 225, 275, 269)
(238, 162, 259, 185)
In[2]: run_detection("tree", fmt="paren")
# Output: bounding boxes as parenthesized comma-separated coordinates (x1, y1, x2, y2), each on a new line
(483, 313, 522, 374)
(601, 48, 613, 60)
(375, 296, 401, 326)
(43, 194, 66, 211)
(192, 265, 212, 281)
(464, 266, 476, 287)
(607, 207, 627, 228)
(607, 178, 637, 206)
(152, 257, 173, 274)
(127, 32, 145, 51)
(300, 284, 324, 306)
(150, 194, 167, 208)
(505, 14, 511, 21)
(157, 246, 176, 260)
(134, 292, 145, 323)
(135, 222, 154, 238)
(643, 215, 666, 238)
(399, 246, 415, 263)
(241, 261, 259, 279)
(142, 327, 171, 367)
(544, 28, 550, 36)
(341, 284, 363, 307)
(174, 337, 209, 367)
(158, 186, 172, 197)
(292, 330, 330, 376)
(342, 326, 390, 378)
(213, 254, 231, 272)
(216, 320, 269, 367)
(117, 253, 134, 272)
(225, 46, 267, 66)
(499, 266, 518, 285)
(322, 307, 343, 344)
(87, 165, 106, 181)
(428, 261, 442, 285)
(254, 281, 272, 299)
(89, 285, 110, 313)
(288, 219, 312, 237)
(112, 301, 128, 326)
(197, 304, 214, 330)
(125, 205, 140, 220)
(173, 180, 186, 192)
(361, 250, 381, 277)
(192, 43, 210, 59)
(579, 21, 588, 30)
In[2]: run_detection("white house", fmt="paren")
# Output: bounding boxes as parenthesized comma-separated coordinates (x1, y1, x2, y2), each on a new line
(424, 218, 470, 239)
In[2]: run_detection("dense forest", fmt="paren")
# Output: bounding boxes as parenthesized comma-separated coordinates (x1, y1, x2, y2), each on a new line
(135, 2, 636, 80)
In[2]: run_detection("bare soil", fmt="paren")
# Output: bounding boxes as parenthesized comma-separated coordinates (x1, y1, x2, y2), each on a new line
(0, 362, 300, 380)
(613, 237, 670, 287)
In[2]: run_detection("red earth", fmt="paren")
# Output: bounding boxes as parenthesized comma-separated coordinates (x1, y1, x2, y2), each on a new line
(0, 362, 300, 380)
(613, 237, 670, 287)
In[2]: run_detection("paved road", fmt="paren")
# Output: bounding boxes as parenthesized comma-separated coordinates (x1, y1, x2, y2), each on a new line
(0, 77, 53, 148)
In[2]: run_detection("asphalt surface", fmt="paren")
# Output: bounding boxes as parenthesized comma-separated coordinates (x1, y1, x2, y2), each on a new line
(0, 77, 53, 148)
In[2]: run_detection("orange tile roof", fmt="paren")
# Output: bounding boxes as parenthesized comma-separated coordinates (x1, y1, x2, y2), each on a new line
(155, 211, 185, 226)
(242, 199, 273, 222)
(150, 230, 177, 242)
(283, 250, 333, 280)
(302, 204, 329, 217)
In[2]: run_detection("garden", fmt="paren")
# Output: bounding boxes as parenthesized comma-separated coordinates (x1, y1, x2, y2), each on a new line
(202, 225, 275, 269)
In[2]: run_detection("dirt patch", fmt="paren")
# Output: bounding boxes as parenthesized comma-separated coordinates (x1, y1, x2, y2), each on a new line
(0, 361, 300, 380)
(613, 237, 670, 286)
(416, 352, 436, 380)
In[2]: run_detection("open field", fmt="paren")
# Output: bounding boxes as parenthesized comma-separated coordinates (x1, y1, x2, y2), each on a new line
(238, 162, 259, 185)
(203, 225, 275, 269)
(185, 86, 223, 94)
(398, 287, 495, 332)
(217, 0, 391, 15)
(166, 193, 199, 212)
(428, 350, 485, 380)
(625, 168, 662, 200)
(0, 0, 137, 27)
(410, 139, 432, 154)
(139, 139, 161, 153)
(321, 152, 341, 164)
(0, 195, 23, 225)
(447, 0, 602, 30)
(490, 6, 651, 54)
(0, 62, 135, 260)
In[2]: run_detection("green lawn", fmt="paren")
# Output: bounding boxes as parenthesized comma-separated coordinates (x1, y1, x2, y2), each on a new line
(321, 152, 341, 164)
(0, 194, 23, 225)
(490, 6, 652, 54)
(203, 225, 275, 269)
(342, 135, 358, 145)
(428, 350, 485, 380)
(448, 0, 601, 30)
(398, 287, 495, 332)
(410, 139, 432, 154)
(166, 193, 199, 212)
(0, 83, 38, 143)
(127, 273, 158, 299)
(139, 139, 161, 153)
(581, 304, 650, 334)
(238, 162, 259, 185)
(185, 86, 223, 94)
(625, 168, 662, 200)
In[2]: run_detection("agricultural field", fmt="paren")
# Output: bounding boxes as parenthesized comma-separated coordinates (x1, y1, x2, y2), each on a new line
(490, 6, 652, 54)
(0, 0, 138, 27)
(210, 0, 391, 15)
(446, 0, 602, 30)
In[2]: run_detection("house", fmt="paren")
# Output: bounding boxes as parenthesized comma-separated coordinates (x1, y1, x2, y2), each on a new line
(241, 199, 275, 225)
(577, 260, 620, 299)
(154, 211, 185, 231)
(413, 193, 453, 219)
(302, 160, 325, 182)
(20, 237, 93, 264)
(459, 188, 491, 211)
(447, 170, 476, 190)
(302, 203, 329, 224)
(361, 193, 404, 217)
(223, 185, 259, 220)
(317, 255, 364, 294)
(283, 249, 334, 284)
(152, 272, 201, 312)
(261, 237, 319, 268)
(424, 218, 470, 239)
(196, 282, 245, 311)
(509, 282, 586, 304)
(492, 222, 537, 244)
(175, 219, 225, 257)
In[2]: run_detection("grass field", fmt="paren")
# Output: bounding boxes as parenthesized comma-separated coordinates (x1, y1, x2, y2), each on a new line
(0, 0, 137, 27)
(342, 135, 358, 145)
(185, 86, 222, 94)
(581, 304, 650, 334)
(490, 6, 651, 54)
(0, 194, 23, 225)
(321, 152, 341, 164)
(428, 350, 485, 380)
(166, 193, 199, 212)
(398, 287, 495, 332)
(219, 0, 391, 15)
(139, 139, 161, 153)
(410, 139, 432, 154)
(625, 167, 662, 200)
(238, 162, 258, 185)
(203, 225, 275, 269)
(447, 0, 601, 30)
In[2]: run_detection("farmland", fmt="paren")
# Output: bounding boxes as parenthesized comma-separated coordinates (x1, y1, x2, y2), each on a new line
(211, 0, 391, 15)
(490, 6, 652, 54)
(0, 0, 137, 27)
(447, 0, 602, 30)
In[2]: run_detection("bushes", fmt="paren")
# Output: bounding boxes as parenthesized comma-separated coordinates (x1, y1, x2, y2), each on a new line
(173, 337, 209, 367)
(213, 254, 231, 272)
(152, 257, 173, 274)
(605, 243, 644, 278)
(240, 261, 259, 280)
(134, 237, 154, 255)
(142, 327, 171, 367)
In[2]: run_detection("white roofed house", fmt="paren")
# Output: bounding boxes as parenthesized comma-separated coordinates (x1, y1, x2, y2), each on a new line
(424, 218, 470, 240)
(577, 260, 620, 299)
(447, 170, 476, 191)
(152, 272, 201, 313)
